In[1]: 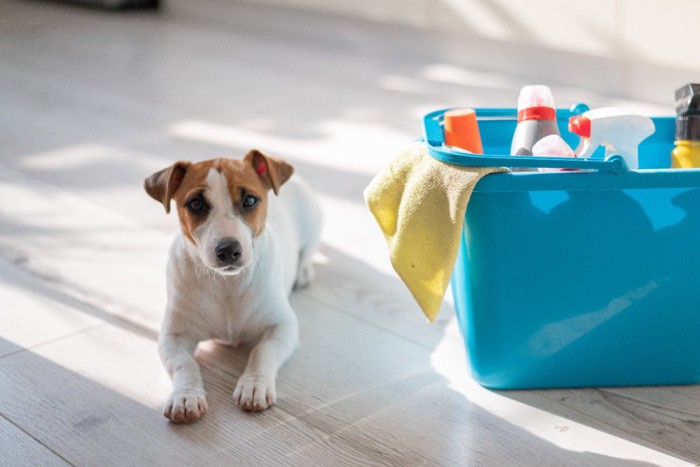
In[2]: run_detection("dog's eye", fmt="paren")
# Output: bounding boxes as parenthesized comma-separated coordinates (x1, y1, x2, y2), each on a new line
(242, 195, 258, 209)
(187, 196, 207, 213)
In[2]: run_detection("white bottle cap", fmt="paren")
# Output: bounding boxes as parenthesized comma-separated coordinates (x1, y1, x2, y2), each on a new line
(532, 134, 575, 157)
(532, 134, 575, 172)
(517, 85, 556, 111)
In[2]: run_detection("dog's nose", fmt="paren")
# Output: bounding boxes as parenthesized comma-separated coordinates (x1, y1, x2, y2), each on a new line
(215, 238, 242, 265)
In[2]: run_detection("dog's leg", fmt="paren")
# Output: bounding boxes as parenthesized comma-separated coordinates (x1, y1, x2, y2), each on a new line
(293, 248, 316, 289)
(159, 333, 208, 423)
(294, 189, 322, 290)
(233, 316, 299, 411)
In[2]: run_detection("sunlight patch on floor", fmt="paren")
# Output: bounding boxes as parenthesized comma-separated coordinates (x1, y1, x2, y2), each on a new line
(421, 64, 517, 91)
(167, 119, 412, 174)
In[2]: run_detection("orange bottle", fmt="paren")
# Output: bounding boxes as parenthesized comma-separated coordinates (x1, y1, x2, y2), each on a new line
(443, 108, 483, 154)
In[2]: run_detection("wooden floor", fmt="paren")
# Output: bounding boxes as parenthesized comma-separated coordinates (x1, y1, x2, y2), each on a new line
(1, 0, 699, 465)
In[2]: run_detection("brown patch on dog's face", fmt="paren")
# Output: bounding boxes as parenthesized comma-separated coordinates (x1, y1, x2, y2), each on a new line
(144, 151, 294, 274)
(172, 159, 272, 242)
(169, 161, 216, 245)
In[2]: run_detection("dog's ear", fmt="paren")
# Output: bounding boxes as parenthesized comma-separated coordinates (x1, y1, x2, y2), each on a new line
(144, 161, 191, 213)
(244, 149, 294, 195)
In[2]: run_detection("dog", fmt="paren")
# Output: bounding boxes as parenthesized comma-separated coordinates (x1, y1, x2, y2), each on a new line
(144, 149, 322, 423)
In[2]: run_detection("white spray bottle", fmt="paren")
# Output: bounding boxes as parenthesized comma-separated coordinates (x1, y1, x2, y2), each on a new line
(568, 107, 655, 170)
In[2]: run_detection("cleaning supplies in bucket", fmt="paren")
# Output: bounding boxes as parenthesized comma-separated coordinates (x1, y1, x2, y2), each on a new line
(532, 134, 577, 172)
(568, 107, 655, 170)
(671, 83, 700, 168)
(510, 85, 561, 159)
(443, 108, 483, 154)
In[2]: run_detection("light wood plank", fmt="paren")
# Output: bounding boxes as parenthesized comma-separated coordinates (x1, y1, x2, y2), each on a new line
(504, 385, 700, 463)
(0, 167, 170, 332)
(0, 416, 69, 467)
(311, 240, 456, 347)
(0, 255, 104, 358)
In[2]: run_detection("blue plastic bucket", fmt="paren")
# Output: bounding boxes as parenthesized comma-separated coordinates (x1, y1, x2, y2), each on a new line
(425, 106, 700, 389)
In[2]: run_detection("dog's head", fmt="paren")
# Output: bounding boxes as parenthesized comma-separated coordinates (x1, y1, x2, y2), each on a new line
(144, 149, 294, 275)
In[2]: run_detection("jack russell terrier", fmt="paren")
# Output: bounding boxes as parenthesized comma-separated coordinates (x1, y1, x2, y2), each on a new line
(144, 149, 322, 423)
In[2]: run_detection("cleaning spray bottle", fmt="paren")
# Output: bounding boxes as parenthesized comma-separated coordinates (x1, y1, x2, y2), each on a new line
(671, 83, 700, 168)
(531, 134, 576, 172)
(510, 85, 561, 157)
(568, 107, 655, 170)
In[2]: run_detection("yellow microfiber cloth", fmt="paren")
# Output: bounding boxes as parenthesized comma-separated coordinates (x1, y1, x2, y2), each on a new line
(364, 142, 508, 322)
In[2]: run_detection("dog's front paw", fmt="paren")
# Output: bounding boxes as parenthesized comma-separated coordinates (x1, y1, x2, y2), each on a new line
(164, 389, 208, 423)
(232, 374, 276, 412)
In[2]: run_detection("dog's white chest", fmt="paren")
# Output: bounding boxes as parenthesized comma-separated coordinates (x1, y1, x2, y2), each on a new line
(199, 283, 266, 345)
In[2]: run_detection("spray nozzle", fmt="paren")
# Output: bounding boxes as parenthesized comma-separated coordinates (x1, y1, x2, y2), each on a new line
(569, 107, 655, 170)
(568, 116, 591, 138)
(675, 84, 700, 141)
(675, 83, 700, 116)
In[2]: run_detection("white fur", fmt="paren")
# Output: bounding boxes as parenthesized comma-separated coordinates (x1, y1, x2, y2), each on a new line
(159, 175, 322, 422)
